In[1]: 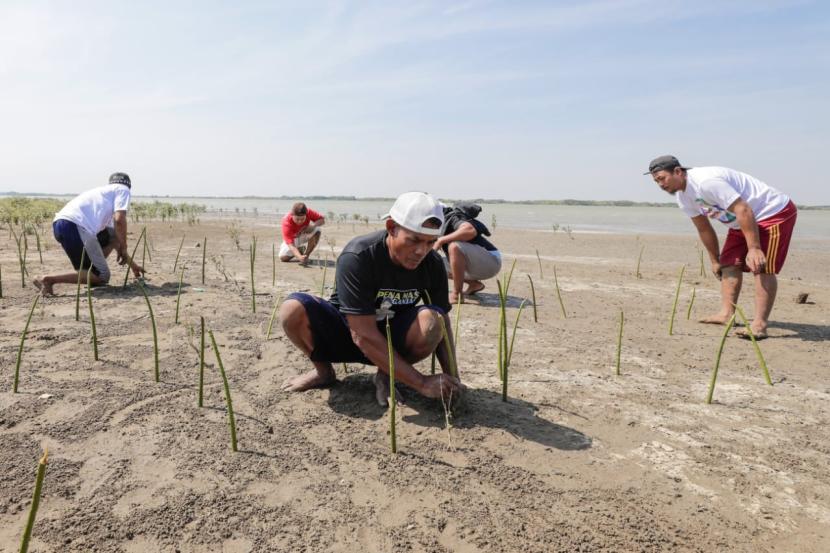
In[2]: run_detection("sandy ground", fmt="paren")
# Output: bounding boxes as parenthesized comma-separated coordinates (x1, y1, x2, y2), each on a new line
(1, 216, 829, 553)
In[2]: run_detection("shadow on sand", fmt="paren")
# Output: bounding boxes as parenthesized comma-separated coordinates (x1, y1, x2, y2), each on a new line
(326, 373, 591, 452)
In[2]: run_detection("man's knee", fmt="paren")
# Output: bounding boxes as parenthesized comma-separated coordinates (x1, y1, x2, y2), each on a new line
(279, 299, 306, 332)
(416, 308, 443, 345)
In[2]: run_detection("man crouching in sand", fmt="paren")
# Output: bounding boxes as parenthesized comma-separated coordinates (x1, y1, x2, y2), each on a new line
(34, 172, 144, 295)
(280, 192, 463, 405)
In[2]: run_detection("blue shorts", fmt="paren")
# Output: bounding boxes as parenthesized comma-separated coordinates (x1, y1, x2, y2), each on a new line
(52, 219, 112, 276)
(286, 292, 444, 364)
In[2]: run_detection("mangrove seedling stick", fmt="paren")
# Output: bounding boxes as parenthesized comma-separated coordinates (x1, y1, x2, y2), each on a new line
(75, 249, 86, 321)
(616, 310, 624, 376)
(174, 266, 185, 324)
(34, 226, 43, 264)
(699, 250, 705, 277)
(497, 279, 507, 381)
(208, 330, 238, 452)
(173, 234, 185, 273)
(198, 316, 205, 407)
(503, 299, 528, 402)
(18, 448, 48, 553)
(272, 243, 276, 286)
(668, 264, 686, 335)
(320, 261, 327, 297)
(553, 266, 567, 319)
(386, 316, 397, 454)
(527, 274, 538, 323)
(122, 227, 146, 288)
(201, 236, 207, 284)
(0, 263, 3, 298)
(453, 294, 462, 351)
(686, 287, 696, 320)
(422, 289, 438, 376)
(706, 313, 737, 404)
(635, 245, 645, 278)
(536, 249, 543, 278)
(250, 237, 257, 313)
(733, 305, 772, 386)
(87, 268, 98, 361)
(138, 282, 159, 382)
(266, 295, 282, 339)
(436, 312, 459, 379)
(13, 294, 40, 393)
(504, 258, 517, 296)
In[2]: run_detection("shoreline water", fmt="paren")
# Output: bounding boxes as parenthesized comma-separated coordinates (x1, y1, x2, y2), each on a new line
(4, 193, 829, 240)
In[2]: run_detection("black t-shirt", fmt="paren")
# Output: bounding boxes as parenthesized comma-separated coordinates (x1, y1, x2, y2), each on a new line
(442, 210, 497, 253)
(330, 230, 451, 318)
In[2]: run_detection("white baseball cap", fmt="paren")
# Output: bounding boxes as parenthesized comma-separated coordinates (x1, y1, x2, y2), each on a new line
(384, 192, 445, 236)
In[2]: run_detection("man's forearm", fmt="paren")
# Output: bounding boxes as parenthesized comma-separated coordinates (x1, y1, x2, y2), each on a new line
(115, 218, 128, 255)
(736, 208, 762, 250)
(697, 226, 721, 262)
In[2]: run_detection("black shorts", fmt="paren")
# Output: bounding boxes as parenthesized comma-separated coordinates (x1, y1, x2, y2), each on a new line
(52, 219, 113, 276)
(286, 292, 444, 364)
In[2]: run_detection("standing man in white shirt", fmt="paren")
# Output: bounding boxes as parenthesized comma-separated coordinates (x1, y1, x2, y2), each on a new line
(646, 155, 797, 340)
(34, 172, 144, 295)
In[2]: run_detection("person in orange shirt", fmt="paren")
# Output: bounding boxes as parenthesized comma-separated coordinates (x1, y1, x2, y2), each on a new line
(279, 202, 325, 266)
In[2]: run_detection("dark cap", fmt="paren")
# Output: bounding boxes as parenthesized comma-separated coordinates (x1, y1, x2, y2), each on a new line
(109, 172, 131, 188)
(644, 155, 689, 175)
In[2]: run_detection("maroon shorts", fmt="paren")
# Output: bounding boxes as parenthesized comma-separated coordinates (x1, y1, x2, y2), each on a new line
(720, 201, 797, 274)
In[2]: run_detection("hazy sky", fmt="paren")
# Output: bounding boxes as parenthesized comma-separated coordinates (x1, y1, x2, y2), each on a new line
(1, 1, 828, 203)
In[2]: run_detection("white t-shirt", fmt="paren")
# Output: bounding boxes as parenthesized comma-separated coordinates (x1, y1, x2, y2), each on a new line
(676, 167, 790, 229)
(54, 184, 132, 234)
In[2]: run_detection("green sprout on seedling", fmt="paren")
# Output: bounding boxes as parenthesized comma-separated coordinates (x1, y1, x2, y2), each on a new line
(87, 268, 98, 361)
(208, 330, 238, 452)
(198, 316, 205, 407)
(635, 245, 645, 279)
(18, 447, 48, 553)
(706, 313, 737, 404)
(201, 236, 207, 284)
(250, 236, 257, 313)
(173, 234, 185, 273)
(385, 316, 397, 454)
(527, 274, 538, 322)
(733, 305, 772, 386)
(668, 264, 686, 335)
(13, 294, 40, 393)
(266, 294, 282, 339)
(122, 227, 146, 288)
(174, 266, 185, 324)
(75, 249, 86, 321)
(138, 281, 159, 382)
(553, 265, 567, 318)
(615, 310, 624, 375)
(686, 287, 696, 320)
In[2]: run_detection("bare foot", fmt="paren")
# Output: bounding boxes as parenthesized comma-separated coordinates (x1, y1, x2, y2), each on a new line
(735, 327, 768, 340)
(281, 368, 336, 391)
(698, 312, 735, 325)
(373, 371, 406, 408)
(33, 277, 54, 296)
(449, 291, 464, 305)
